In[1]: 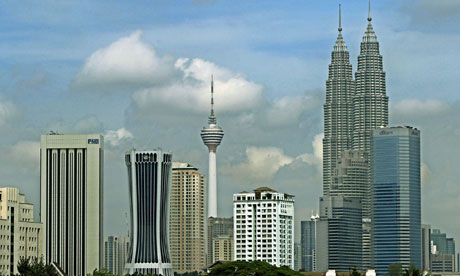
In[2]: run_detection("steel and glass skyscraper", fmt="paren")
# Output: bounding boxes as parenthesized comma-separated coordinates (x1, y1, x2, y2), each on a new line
(124, 149, 173, 276)
(201, 76, 224, 218)
(323, 5, 355, 196)
(372, 127, 421, 275)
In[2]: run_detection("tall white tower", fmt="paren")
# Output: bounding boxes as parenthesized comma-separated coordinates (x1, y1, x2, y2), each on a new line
(201, 76, 224, 218)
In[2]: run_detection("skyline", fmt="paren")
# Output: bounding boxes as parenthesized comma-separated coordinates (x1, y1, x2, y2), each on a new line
(0, 0, 459, 249)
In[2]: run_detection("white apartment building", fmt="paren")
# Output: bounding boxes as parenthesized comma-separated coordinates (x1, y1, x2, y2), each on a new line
(233, 187, 294, 269)
(0, 187, 42, 276)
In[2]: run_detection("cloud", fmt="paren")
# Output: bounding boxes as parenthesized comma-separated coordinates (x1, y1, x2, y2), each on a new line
(403, 0, 460, 22)
(74, 30, 178, 89)
(266, 93, 321, 126)
(392, 99, 449, 117)
(133, 58, 264, 114)
(105, 128, 134, 146)
(8, 141, 40, 170)
(0, 99, 18, 127)
(224, 133, 323, 182)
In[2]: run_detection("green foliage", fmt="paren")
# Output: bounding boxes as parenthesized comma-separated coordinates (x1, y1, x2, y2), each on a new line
(388, 264, 403, 276)
(403, 264, 421, 276)
(175, 272, 199, 276)
(350, 267, 364, 276)
(207, 261, 303, 276)
(16, 257, 59, 276)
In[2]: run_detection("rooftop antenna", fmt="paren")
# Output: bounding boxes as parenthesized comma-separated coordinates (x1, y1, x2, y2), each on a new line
(338, 4, 342, 32)
(368, 0, 372, 22)
(208, 75, 217, 125)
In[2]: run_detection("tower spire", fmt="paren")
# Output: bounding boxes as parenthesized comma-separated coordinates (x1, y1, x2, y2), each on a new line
(368, 0, 372, 22)
(208, 75, 217, 125)
(338, 4, 342, 32)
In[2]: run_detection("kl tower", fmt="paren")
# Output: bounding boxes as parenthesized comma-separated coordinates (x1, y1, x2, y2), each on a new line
(201, 76, 224, 218)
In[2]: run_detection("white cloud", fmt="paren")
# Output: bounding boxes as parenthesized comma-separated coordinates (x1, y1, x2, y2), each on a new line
(266, 94, 319, 126)
(105, 128, 134, 146)
(75, 30, 177, 88)
(0, 100, 18, 127)
(133, 58, 263, 114)
(297, 133, 323, 170)
(9, 141, 40, 170)
(392, 99, 449, 117)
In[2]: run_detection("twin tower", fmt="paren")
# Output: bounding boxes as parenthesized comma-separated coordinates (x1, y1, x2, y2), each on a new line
(322, 3, 389, 269)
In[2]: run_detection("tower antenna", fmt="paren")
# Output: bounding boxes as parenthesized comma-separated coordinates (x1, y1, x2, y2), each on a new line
(339, 4, 342, 32)
(368, 0, 372, 22)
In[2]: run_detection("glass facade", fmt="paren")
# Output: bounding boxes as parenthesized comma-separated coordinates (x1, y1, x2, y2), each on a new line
(372, 127, 421, 275)
(301, 219, 316, 271)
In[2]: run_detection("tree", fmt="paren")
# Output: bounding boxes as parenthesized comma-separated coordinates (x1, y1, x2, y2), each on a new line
(350, 267, 364, 276)
(207, 261, 303, 276)
(388, 264, 403, 276)
(16, 257, 59, 276)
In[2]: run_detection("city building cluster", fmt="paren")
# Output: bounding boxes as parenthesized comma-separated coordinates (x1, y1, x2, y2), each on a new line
(0, 3, 457, 276)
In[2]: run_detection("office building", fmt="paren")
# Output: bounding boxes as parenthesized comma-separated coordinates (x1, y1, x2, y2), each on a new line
(103, 236, 130, 275)
(212, 235, 233, 264)
(124, 149, 173, 276)
(422, 224, 431, 271)
(233, 187, 295, 269)
(301, 216, 318, 272)
(372, 127, 421, 275)
(323, 5, 355, 196)
(104, 236, 119, 275)
(432, 254, 455, 273)
(316, 196, 362, 272)
(0, 187, 42, 276)
(207, 217, 233, 265)
(294, 242, 301, 271)
(447, 238, 456, 256)
(432, 229, 448, 254)
(201, 76, 224, 218)
(169, 163, 206, 274)
(40, 134, 103, 276)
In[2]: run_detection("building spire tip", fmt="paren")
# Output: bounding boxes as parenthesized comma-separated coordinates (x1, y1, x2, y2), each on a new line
(368, 0, 372, 22)
(338, 4, 342, 32)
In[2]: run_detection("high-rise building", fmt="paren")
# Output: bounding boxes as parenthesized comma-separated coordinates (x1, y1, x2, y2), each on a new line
(169, 163, 206, 274)
(301, 217, 318, 272)
(207, 217, 233, 265)
(421, 224, 431, 271)
(201, 76, 224, 219)
(323, 5, 355, 197)
(104, 236, 120, 275)
(316, 196, 362, 272)
(40, 134, 103, 276)
(0, 187, 42, 276)
(294, 242, 301, 271)
(352, 5, 389, 153)
(124, 149, 173, 276)
(372, 127, 421, 275)
(233, 187, 295, 269)
(446, 238, 456, 256)
(212, 235, 233, 264)
(431, 254, 455, 273)
(103, 236, 130, 275)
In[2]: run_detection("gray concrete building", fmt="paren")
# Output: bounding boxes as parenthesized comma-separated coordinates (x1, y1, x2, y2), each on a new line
(422, 224, 432, 271)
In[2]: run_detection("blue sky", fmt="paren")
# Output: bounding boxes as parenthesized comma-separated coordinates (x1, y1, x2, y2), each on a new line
(0, 0, 459, 246)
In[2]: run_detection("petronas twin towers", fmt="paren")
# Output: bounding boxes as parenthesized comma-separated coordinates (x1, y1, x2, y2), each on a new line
(322, 3, 389, 269)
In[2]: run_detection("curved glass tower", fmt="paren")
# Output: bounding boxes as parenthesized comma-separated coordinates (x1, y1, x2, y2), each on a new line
(201, 76, 224, 218)
(124, 149, 173, 276)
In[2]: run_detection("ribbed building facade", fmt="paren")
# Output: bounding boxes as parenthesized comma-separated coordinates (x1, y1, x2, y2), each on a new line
(169, 163, 206, 274)
(323, 8, 355, 196)
(125, 149, 173, 276)
(372, 127, 421, 275)
(40, 134, 103, 276)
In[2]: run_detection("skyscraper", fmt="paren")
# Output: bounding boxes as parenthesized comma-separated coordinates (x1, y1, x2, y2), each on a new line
(323, 4, 355, 196)
(40, 134, 103, 276)
(169, 163, 206, 274)
(301, 216, 318, 272)
(372, 127, 421, 275)
(233, 187, 295, 269)
(124, 149, 173, 276)
(421, 224, 431, 271)
(352, 5, 389, 153)
(207, 217, 233, 265)
(104, 236, 120, 275)
(201, 76, 224, 219)
(316, 196, 363, 272)
(0, 187, 42, 276)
